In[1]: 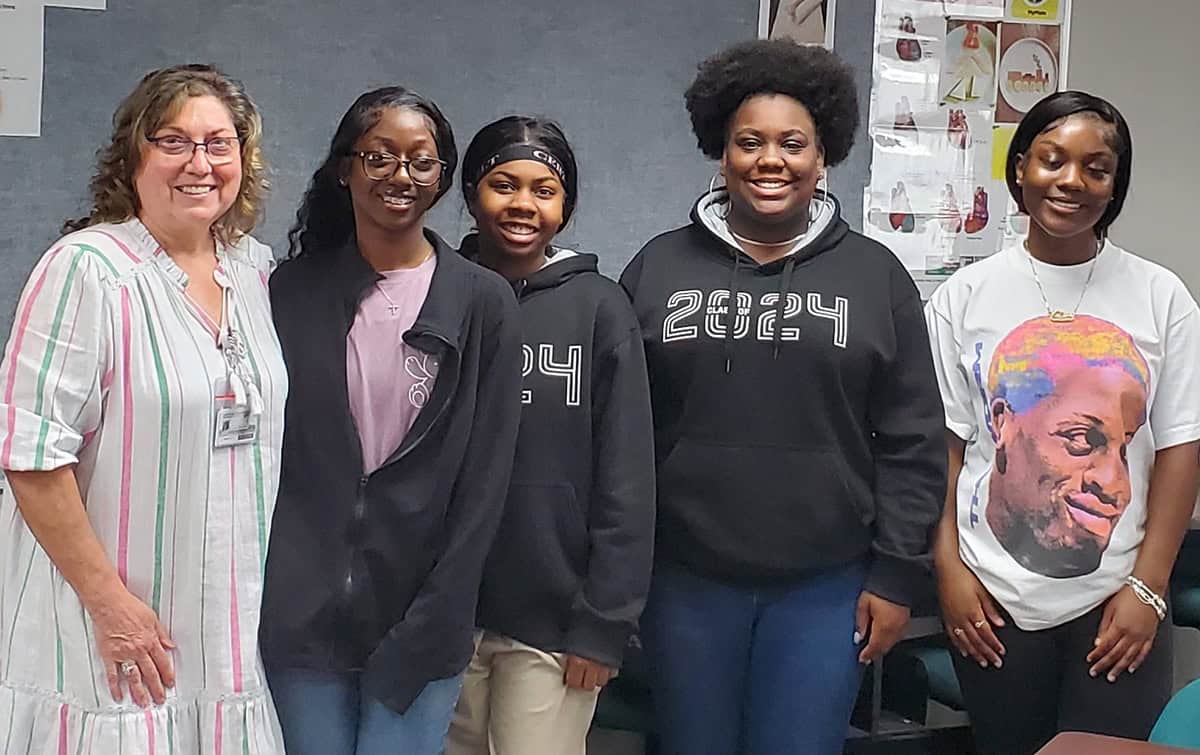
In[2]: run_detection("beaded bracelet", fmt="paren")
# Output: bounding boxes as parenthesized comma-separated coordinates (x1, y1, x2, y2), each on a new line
(1125, 575, 1167, 621)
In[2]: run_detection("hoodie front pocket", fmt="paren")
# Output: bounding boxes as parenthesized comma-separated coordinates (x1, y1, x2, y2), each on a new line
(657, 438, 871, 570)
(494, 483, 588, 595)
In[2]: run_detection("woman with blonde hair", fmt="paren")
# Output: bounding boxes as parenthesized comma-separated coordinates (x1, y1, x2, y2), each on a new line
(0, 63, 286, 753)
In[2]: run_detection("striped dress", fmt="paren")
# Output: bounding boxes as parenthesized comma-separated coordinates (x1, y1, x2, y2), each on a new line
(0, 219, 287, 754)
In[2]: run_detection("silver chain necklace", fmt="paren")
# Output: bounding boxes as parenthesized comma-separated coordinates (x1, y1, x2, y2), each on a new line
(1025, 239, 1101, 323)
(728, 227, 807, 248)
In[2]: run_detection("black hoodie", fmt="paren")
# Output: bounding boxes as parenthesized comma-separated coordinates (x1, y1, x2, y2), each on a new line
(463, 236, 656, 668)
(619, 190, 946, 606)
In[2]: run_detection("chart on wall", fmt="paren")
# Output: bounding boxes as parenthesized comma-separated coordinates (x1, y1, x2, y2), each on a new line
(758, 0, 837, 48)
(0, 1, 106, 137)
(863, 0, 1068, 298)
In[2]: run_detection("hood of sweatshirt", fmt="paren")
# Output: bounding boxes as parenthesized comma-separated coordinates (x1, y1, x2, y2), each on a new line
(689, 187, 850, 371)
(693, 186, 844, 266)
(459, 233, 597, 297)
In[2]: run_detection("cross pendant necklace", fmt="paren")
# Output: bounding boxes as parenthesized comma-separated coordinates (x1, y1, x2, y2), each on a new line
(375, 284, 402, 317)
(370, 247, 433, 318)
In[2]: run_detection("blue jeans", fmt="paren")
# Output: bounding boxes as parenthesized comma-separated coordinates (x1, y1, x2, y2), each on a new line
(266, 667, 464, 755)
(641, 560, 867, 755)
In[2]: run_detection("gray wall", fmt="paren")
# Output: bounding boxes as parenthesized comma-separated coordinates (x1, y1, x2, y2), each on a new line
(0, 0, 875, 337)
(1066, 0, 1200, 296)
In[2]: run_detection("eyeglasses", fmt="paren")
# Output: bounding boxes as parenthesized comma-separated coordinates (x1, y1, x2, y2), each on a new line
(146, 135, 241, 165)
(349, 150, 446, 187)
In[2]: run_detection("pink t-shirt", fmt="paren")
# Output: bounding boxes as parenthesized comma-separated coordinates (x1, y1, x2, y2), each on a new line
(347, 254, 439, 472)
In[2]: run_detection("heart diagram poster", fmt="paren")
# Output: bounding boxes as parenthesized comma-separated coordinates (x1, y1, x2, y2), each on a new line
(864, 0, 1068, 298)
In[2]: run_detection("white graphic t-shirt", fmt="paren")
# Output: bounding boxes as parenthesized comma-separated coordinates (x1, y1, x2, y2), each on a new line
(925, 240, 1200, 629)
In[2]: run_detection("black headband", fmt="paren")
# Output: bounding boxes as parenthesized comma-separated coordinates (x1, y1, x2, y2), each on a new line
(472, 143, 568, 187)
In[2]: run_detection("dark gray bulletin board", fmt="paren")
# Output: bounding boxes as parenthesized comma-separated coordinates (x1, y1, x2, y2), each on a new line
(0, 0, 875, 337)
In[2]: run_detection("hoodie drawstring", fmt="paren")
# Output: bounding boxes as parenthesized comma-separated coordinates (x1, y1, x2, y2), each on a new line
(772, 255, 797, 360)
(724, 253, 741, 374)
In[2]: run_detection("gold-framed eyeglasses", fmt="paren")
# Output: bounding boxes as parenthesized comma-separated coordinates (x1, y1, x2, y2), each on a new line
(349, 150, 446, 187)
(146, 134, 241, 164)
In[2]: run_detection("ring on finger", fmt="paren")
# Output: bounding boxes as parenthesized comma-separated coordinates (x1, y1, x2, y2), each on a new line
(953, 627, 965, 636)
(119, 660, 138, 677)
(974, 619, 987, 629)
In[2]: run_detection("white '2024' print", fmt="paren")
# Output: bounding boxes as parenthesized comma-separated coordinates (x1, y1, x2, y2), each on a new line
(662, 289, 848, 348)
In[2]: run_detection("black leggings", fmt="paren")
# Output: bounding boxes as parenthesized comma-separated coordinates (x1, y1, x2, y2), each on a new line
(952, 600, 1173, 755)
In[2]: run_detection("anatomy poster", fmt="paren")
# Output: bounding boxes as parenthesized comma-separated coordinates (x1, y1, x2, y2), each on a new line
(864, 0, 1069, 298)
(996, 22, 1061, 124)
(939, 19, 998, 109)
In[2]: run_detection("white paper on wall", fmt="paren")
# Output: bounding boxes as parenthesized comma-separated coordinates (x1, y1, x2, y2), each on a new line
(1, 0, 106, 137)
(0, 1, 45, 137)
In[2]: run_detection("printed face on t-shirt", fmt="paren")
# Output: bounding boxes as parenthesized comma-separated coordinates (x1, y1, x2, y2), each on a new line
(985, 315, 1149, 578)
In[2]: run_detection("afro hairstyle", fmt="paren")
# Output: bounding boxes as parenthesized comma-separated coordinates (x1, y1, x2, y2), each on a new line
(684, 38, 859, 166)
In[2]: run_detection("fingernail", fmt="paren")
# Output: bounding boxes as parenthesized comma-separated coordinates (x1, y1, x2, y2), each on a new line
(1107, 674, 1117, 683)
(995, 660, 1002, 668)
(853, 632, 863, 644)
(1129, 666, 1138, 674)
(1089, 670, 1098, 677)
(979, 661, 988, 668)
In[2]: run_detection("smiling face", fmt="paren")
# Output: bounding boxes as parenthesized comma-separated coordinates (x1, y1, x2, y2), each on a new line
(342, 106, 441, 239)
(134, 95, 242, 237)
(469, 158, 564, 264)
(1016, 113, 1118, 243)
(721, 93, 824, 238)
(986, 315, 1149, 578)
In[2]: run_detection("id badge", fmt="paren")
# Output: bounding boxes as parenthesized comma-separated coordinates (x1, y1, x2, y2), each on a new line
(213, 392, 259, 448)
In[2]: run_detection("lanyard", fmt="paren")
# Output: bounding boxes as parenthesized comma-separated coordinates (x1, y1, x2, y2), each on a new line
(216, 275, 264, 416)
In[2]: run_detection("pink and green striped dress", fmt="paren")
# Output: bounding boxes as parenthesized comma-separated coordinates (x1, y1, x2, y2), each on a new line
(0, 218, 287, 754)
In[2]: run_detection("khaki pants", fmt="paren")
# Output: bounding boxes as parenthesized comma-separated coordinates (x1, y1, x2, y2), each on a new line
(445, 631, 600, 755)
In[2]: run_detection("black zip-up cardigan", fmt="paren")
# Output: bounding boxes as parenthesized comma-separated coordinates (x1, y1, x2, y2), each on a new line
(259, 230, 523, 713)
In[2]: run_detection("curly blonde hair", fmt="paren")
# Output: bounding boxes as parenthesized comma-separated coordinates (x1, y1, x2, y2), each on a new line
(63, 64, 269, 245)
